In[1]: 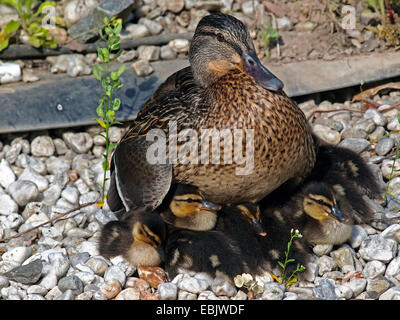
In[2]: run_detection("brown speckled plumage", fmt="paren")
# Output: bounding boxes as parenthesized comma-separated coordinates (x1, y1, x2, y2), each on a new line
(107, 13, 316, 212)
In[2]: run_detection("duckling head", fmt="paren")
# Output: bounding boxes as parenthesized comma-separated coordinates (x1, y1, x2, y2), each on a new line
(189, 13, 283, 91)
(127, 212, 166, 267)
(235, 203, 267, 236)
(302, 182, 350, 223)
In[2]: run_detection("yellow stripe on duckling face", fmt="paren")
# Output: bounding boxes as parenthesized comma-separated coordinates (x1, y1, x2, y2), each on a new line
(132, 222, 161, 249)
(169, 194, 203, 217)
(303, 194, 333, 221)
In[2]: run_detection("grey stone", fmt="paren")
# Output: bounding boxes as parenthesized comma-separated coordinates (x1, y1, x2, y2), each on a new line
(312, 124, 341, 145)
(367, 275, 393, 299)
(359, 235, 398, 262)
(63, 0, 98, 25)
(157, 282, 178, 300)
(379, 287, 400, 300)
(385, 257, 400, 286)
(363, 260, 386, 279)
(58, 275, 84, 295)
(375, 137, 394, 156)
(364, 109, 388, 127)
(8, 180, 39, 207)
(211, 277, 237, 297)
(341, 128, 368, 139)
(0, 194, 18, 215)
(168, 39, 190, 53)
(54, 289, 76, 300)
(348, 225, 368, 249)
(85, 257, 109, 276)
(138, 17, 163, 35)
(295, 21, 316, 32)
(177, 290, 197, 300)
(261, 282, 285, 300)
(137, 45, 161, 62)
(31, 136, 55, 157)
(178, 275, 209, 294)
(104, 265, 126, 287)
(387, 117, 400, 131)
(354, 118, 376, 134)
(43, 184, 62, 206)
(343, 278, 367, 297)
(313, 278, 339, 300)
(125, 23, 150, 39)
(131, 60, 154, 76)
(24, 294, 46, 300)
(160, 45, 177, 60)
(330, 246, 355, 273)
(53, 138, 69, 155)
(0, 276, 10, 289)
(381, 224, 400, 241)
(5, 143, 21, 164)
(316, 255, 338, 275)
(45, 156, 71, 174)
(27, 285, 48, 296)
(61, 186, 79, 205)
(313, 244, 333, 256)
(339, 138, 371, 154)
(63, 132, 93, 154)
(368, 126, 386, 142)
(0, 159, 16, 189)
(3, 259, 43, 284)
(2, 246, 32, 265)
(276, 16, 293, 31)
(19, 167, 49, 192)
(335, 284, 353, 300)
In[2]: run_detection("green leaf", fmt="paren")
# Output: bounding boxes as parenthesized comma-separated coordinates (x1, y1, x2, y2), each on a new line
(95, 132, 107, 140)
(24, 0, 35, 14)
(111, 121, 123, 126)
(92, 64, 102, 80)
(113, 22, 122, 35)
(112, 98, 121, 111)
(28, 35, 42, 48)
(0, 0, 19, 9)
(109, 142, 118, 150)
(397, 113, 400, 124)
(34, 1, 55, 16)
(116, 64, 125, 77)
(93, 118, 107, 129)
(103, 16, 109, 25)
(96, 102, 104, 118)
(4, 20, 20, 34)
(287, 258, 295, 264)
(105, 26, 113, 35)
(106, 110, 115, 119)
(277, 261, 285, 269)
(102, 159, 109, 171)
(108, 35, 120, 51)
(110, 71, 119, 81)
(0, 37, 9, 52)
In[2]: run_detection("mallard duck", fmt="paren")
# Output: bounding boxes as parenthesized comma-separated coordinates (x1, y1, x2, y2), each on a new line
(160, 184, 221, 231)
(98, 210, 166, 267)
(107, 12, 316, 214)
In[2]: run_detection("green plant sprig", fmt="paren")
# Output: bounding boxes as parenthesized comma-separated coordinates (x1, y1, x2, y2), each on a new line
(0, 0, 61, 51)
(92, 16, 125, 207)
(257, 24, 279, 58)
(278, 228, 306, 288)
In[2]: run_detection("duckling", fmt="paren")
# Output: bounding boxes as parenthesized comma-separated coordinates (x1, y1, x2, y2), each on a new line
(160, 184, 222, 231)
(261, 181, 353, 246)
(107, 12, 316, 214)
(98, 210, 166, 267)
(164, 197, 268, 279)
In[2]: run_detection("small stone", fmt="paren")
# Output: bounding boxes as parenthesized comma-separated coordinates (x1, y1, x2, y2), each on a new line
(385, 257, 400, 285)
(211, 277, 237, 297)
(168, 39, 190, 53)
(137, 265, 166, 288)
(295, 21, 316, 32)
(45, 157, 71, 175)
(367, 275, 392, 299)
(354, 118, 376, 134)
(8, 180, 39, 207)
(0, 159, 16, 189)
(3, 259, 43, 284)
(132, 60, 154, 77)
(316, 255, 338, 275)
(100, 280, 122, 299)
(76, 241, 98, 256)
(76, 292, 93, 300)
(178, 275, 209, 294)
(341, 128, 368, 139)
(261, 282, 285, 300)
(364, 109, 388, 127)
(24, 294, 45, 300)
(138, 45, 161, 61)
(276, 16, 293, 31)
(85, 257, 108, 276)
(0, 62, 21, 84)
(58, 275, 84, 295)
(167, 0, 184, 13)
(197, 290, 219, 300)
(241, 0, 258, 17)
(344, 277, 367, 297)
(2, 246, 32, 265)
(0, 194, 18, 215)
(387, 117, 400, 131)
(375, 137, 394, 156)
(42, 184, 62, 206)
(313, 278, 339, 300)
(157, 282, 178, 300)
(160, 45, 177, 60)
(335, 284, 353, 300)
(359, 235, 398, 262)
(53, 138, 69, 155)
(177, 290, 197, 300)
(27, 285, 48, 296)
(368, 126, 386, 142)
(138, 17, 163, 35)
(55, 289, 76, 300)
(339, 138, 371, 153)
(62, 132, 93, 154)
(31, 136, 55, 157)
(19, 167, 49, 192)
(125, 23, 150, 39)
(61, 186, 79, 205)
(330, 246, 355, 273)
(379, 287, 400, 300)
(104, 266, 126, 287)
(381, 224, 400, 241)
(363, 260, 386, 279)
(0, 276, 10, 289)
(313, 244, 333, 256)
(114, 287, 141, 300)
(63, 0, 98, 25)
(313, 124, 341, 145)
(349, 225, 368, 249)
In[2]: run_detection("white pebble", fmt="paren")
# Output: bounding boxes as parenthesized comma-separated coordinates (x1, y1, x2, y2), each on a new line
(2, 246, 32, 265)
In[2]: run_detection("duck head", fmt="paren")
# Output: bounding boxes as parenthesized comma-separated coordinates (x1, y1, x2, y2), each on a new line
(235, 203, 267, 236)
(129, 212, 166, 266)
(302, 182, 350, 223)
(189, 13, 283, 91)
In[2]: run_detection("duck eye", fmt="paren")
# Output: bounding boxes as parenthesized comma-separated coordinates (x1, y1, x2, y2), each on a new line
(216, 33, 225, 42)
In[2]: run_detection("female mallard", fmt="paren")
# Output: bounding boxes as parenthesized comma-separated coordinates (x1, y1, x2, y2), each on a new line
(107, 13, 316, 214)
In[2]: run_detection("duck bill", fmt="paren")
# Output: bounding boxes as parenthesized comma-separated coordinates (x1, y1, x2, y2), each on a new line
(330, 206, 350, 223)
(201, 200, 222, 211)
(242, 51, 284, 91)
(252, 219, 267, 237)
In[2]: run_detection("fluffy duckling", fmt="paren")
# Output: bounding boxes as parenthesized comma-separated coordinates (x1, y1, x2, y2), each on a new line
(98, 210, 166, 267)
(261, 181, 353, 247)
(164, 201, 268, 280)
(160, 184, 222, 231)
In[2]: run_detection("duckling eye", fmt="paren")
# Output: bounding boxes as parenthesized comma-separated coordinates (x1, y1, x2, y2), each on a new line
(216, 33, 225, 42)
(316, 199, 326, 206)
